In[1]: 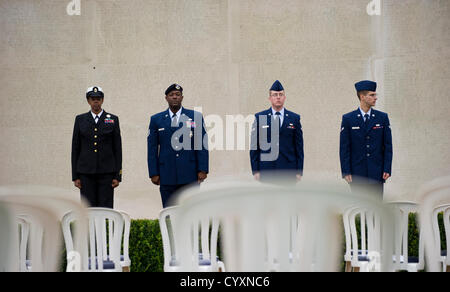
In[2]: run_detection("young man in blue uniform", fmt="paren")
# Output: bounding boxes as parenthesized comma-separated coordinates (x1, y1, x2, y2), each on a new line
(147, 84, 209, 207)
(250, 80, 304, 184)
(339, 80, 393, 196)
(71, 86, 122, 208)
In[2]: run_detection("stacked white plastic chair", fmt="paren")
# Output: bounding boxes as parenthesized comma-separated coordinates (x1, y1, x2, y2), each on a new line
(173, 179, 394, 272)
(62, 208, 128, 272)
(418, 175, 450, 272)
(16, 215, 31, 272)
(343, 205, 382, 272)
(159, 206, 225, 272)
(0, 203, 13, 272)
(0, 185, 87, 272)
(387, 201, 424, 272)
(444, 206, 450, 272)
(118, 211, 131, 272)
(432, 204, 450, 272)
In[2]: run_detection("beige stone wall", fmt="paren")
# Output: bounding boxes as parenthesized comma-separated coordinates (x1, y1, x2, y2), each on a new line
(1, 0, 449, 218)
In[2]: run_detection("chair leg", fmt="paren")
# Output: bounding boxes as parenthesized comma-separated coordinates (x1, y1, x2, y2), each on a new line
(446, 265, 450, 273)
(352, 266, 360, 272)
(345, 261, 352, 272)
(122, 266, 130, 272)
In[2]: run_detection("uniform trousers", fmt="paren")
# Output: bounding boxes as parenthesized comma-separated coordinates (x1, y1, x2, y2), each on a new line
(160, 183, 200, 208)
(349, 181, 384, 198)
(79, 173, 115, 208)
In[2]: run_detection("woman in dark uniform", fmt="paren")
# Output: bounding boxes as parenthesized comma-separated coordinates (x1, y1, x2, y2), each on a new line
(71, 86, 122, 208)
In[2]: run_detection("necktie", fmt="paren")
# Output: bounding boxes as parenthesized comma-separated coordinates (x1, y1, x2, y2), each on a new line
(364, 114, 370, 129)
(275, 112, 282, 128)
(95, 115, 99, 124)
(172, 114, 178, 127)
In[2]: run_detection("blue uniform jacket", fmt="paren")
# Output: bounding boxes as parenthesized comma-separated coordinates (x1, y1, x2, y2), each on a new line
(250, 108, 304, 177)
(339, 108, 393, 183)
(147, 108, 209, 186)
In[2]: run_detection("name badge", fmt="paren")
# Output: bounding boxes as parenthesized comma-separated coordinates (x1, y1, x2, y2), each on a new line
(262, 125, 270, 129)
(352, 127, 360, 130)
(158, 128, 165, 132)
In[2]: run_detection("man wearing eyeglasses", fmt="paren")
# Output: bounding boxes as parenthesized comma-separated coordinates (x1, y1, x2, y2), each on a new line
(339, 80, 393, 196)
(250, 80, 304, 184)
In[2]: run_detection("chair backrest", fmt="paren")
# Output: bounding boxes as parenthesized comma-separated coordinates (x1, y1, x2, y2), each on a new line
(0, 198, 65, 272)
(159, 206, 220, 272)
(17, 215, 31, 272)
(417, 175, 450, 271)
(347, 206, 382, 270)
(0, 203, 13, 272)
(387, 201, 423, 271)
(62, 208, 124, 272)
(174, 180, 394, 272)
(118, 210, 131, 266)
(431, 203, 449, 268)
(343, 205, 360, 262)
(0, 186, 88, 272)
(87, 208, 124, 272)
(159, 206, 178, 271)
(444, 207, 450, 267)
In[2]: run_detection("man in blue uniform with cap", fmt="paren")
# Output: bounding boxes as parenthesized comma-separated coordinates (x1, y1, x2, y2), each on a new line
(71, 86, 122, 208)
(339, 80, 393, 196)
(250, 80, 304, 184)
(147, 84, 209, 207)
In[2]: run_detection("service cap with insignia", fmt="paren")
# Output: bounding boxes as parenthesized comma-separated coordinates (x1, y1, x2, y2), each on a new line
(165, 83, 183, 96)
(86, 86, 104, 99)
(355, 80, 377, 92)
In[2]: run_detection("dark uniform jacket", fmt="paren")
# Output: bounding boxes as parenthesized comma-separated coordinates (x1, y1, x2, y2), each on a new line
(250, 108, 304, 177)
(339, 108, 392, 183)
(71, 111, 122, 182)
(147, 108, 209, 186)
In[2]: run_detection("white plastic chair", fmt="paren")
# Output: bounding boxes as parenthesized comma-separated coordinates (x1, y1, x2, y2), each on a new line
(387, 201, 424, 272)
(417, 176, 450, 272)
(174, 179, 394, 272)
(432, 204, 449, 272)
(118, 211, 131, 272)
(444, 207, 450, 272)
(0, 203, 14, 272)
(342, 206, 367, 272)
(16, 215, 31, 272)
(346, 206, 382, 272)
(62, 208, 125, 272)
(159, 206, 225, 272)
(0, 186, 86, 272)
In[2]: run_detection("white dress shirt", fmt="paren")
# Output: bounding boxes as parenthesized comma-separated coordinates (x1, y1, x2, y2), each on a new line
(169, 107, 182, 125)
(359, 107, 372, 122)
(271, 107, 285, 127)
(91, 110, 104, 124)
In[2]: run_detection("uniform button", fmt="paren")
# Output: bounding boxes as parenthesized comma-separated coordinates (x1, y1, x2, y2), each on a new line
(94, 135, 98, 139)
(94, 128, 98, 132)
(366, 153, 370, 157)
(94, 149, 98, 153)
(366, 136, 370, 140)
(176, 154, 179, 157)
(94, 142, 97, 146)
(366, 145, 370, 148)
